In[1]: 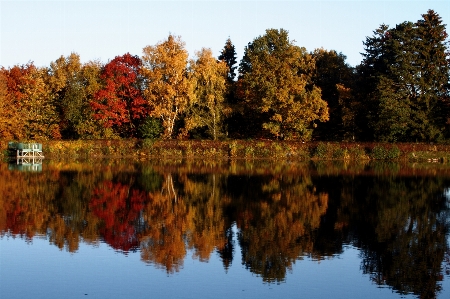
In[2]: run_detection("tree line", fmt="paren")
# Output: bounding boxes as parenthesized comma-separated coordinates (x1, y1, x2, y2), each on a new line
(0, 9, 448, 142)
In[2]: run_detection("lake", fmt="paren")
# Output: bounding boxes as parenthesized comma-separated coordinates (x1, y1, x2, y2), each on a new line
(1, 159, 449, 299)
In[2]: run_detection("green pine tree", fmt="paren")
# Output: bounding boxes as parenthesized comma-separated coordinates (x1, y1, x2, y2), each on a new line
(359, 10, 450, 142)
(218, 38, 238, 83)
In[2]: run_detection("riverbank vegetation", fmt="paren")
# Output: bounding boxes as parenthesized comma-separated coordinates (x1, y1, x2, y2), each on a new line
(1, 10, 449, 149)
(3, 139, 450, 163)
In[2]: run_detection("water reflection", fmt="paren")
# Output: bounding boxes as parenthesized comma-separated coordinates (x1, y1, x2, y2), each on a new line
(1, 160, 450, 298)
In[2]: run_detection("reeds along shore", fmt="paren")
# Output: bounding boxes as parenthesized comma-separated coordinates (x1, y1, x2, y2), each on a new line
(2, 139, 450, 162)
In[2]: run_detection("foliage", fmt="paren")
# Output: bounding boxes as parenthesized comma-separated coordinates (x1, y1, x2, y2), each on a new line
(91, 53, 149, 138)
(186, 48, 230, 140)
(238, 28, 329, 140)
(360, 10, 450, 142)
(142, 35, 193, 139)
(0, 10, 448, 144)
(218, 37, 237, 83)
(139, 117, 163, 139)
(311, 49, 355, 140)
(76, 60, 105, 138)
(48, 54, 104, 139)
(0, 70, 15, 139)
(0, 63, 60, 140)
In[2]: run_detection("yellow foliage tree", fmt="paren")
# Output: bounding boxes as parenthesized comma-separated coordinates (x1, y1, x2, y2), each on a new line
(142, 35, 193, 139)
(186, 48, 230, 140)
(238, 29, 329, 140)
(21, 67, 61, 139)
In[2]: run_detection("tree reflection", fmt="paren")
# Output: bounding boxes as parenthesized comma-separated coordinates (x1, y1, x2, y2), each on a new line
(1, 160, 450, 296)
(140, 173, 193, 273)
(336, 176, 450, 298)
(0, 164, 58, 240)
(90, 180, 147, 252)
(228, 174, 329, 282)
(182, 173, 228, 262)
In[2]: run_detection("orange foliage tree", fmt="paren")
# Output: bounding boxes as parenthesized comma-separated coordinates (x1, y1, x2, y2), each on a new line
(0, 63, 61, 140)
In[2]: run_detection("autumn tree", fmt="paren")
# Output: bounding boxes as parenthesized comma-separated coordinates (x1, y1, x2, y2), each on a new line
(0, 69, 16, 139)
(76, 60, 105, 138)
(359, 10, 450, 142)
(142, 35, 193, 139)
(311, 49, 355, 140)
(25, 66, 62, 139)
(0, 65, 31, 139)
(1, 63, 61, 139)
(47, 53, 105, 139)
(238, 28, 329, 140)
(91, 53, 149, 138)
(186, 48, 230, 140)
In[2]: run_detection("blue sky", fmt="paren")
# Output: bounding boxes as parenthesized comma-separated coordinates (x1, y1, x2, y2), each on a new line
(1, 0, 449, 69)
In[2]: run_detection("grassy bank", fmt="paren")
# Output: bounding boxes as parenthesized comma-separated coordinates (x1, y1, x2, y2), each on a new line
(1, 139, 450, 162)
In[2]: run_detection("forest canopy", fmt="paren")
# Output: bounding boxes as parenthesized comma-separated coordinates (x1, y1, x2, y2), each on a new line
(0, 10, 449, 142)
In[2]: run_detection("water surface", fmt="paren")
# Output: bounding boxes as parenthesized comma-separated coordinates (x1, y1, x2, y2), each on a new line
(1, 159, 449, 299)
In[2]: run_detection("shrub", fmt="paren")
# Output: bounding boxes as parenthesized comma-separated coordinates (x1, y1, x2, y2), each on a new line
(386, 145, 401, 159)
(315, 142, 329, 159)
(348, 145, 367, 160)
(139, 117, 163, 139)
(371, 145, 387, 159)
(332, 147, 349, 160)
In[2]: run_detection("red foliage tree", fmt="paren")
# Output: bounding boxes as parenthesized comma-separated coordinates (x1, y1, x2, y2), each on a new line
(91, 53, 149, 137)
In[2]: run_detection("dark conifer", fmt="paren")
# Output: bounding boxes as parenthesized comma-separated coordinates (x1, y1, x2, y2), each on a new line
(359, 10, 450, 141)
(218, 38, 237, 83)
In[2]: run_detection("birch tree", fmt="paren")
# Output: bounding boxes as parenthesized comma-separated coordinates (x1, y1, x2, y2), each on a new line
(141, 35, 193, 139)
(186, 48, 230, 140)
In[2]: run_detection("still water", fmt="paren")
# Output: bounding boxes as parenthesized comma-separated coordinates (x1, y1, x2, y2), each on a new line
(0, 159, 449, 299)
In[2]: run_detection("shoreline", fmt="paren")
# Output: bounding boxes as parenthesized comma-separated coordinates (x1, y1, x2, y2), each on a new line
(2, 139, 450, 162)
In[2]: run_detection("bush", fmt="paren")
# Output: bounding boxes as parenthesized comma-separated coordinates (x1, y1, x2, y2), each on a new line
(139, 117, 163, 139)
(314, 142, 329, 159)
(371, 145, 401, 160)
(371, 145, 387, 159)
(332, 147, 348, 160)
(348, 145, 367, 160)
(386, 145, 401, 159)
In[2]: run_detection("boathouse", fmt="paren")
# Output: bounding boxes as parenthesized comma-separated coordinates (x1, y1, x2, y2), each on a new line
(8, 142, 44, 158)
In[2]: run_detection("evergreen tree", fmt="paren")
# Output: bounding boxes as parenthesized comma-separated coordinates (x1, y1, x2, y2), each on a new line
(219, 38, 241, 138)
(359, 10, 450, 142)
(218, 38, 237, 83)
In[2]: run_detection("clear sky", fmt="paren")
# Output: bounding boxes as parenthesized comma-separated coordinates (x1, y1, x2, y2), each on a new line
(1, 0, 449, 69)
